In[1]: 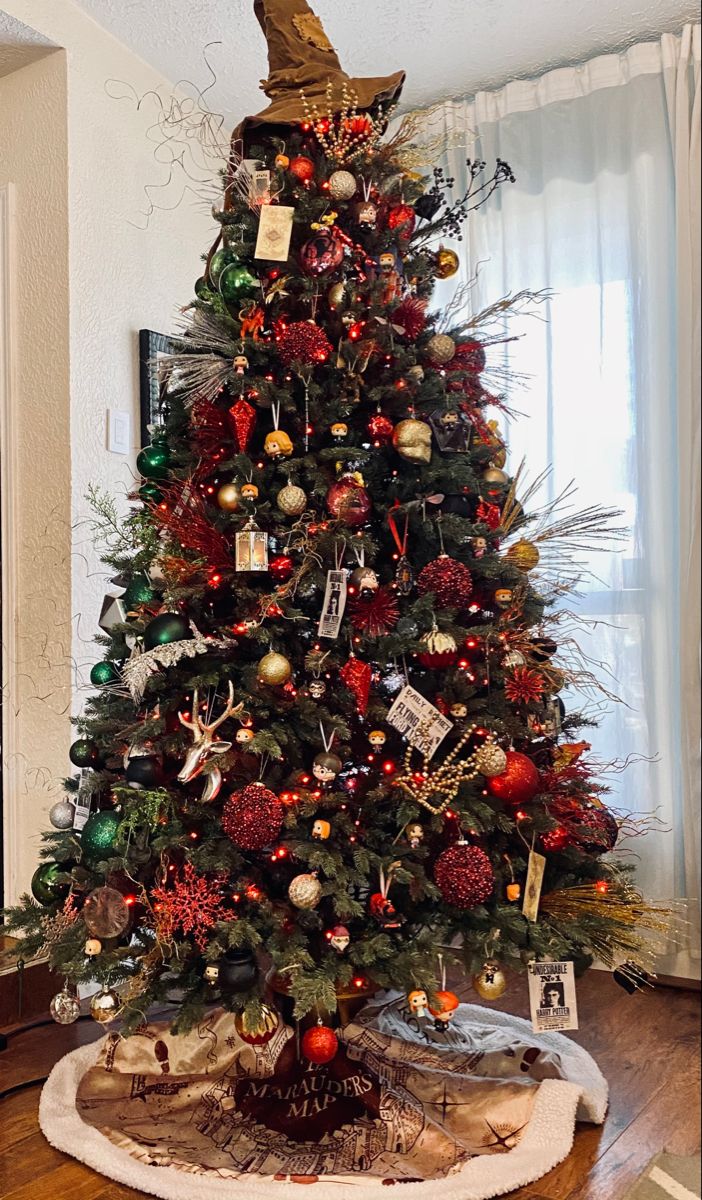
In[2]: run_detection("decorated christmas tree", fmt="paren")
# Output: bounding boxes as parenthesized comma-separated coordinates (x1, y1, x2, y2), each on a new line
(5, 0, 669, 1061)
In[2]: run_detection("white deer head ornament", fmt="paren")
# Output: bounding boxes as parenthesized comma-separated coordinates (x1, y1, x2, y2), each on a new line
(177, 681, 242, 802)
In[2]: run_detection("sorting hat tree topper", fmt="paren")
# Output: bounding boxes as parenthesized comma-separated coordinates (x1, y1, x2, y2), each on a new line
(5, 0, 673, 1055)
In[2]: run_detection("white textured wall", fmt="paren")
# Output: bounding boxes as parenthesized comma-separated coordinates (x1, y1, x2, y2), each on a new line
(0, 50, 71, 907)
(1, 0, 215, 902)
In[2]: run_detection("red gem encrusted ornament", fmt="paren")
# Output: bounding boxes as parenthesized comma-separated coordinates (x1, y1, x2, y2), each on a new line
(277, 320, 332, 367)
(222, 783, 284, 850)
(486, 751, 540, 806)
(417, 555, 473, 609)
(301, 1024, 338, 1064)
(434, 842, 494, 909)
(227, 399, 257, 453)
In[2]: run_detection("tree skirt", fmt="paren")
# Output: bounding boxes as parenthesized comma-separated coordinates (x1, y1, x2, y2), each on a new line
(39, 996, 607, 1200)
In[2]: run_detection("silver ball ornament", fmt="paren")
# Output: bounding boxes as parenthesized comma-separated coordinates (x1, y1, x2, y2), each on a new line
(328, 170, 357, 201)
(50, 988, 80, 1025)
(49, 800, 76, 830)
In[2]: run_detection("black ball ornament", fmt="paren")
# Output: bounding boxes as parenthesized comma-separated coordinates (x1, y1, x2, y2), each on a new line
(217, 949, 259, 995)
(143, 613, 190, 650)
(69, 738, 102, 768)
(125, 755, 164, 788)
(31, 862, 72, 906)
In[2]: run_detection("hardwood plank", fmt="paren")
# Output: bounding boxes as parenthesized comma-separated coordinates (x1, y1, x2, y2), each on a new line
(0, 1087, 44, 1153)
(0, 1019, 103, 1092)
(0, 1129, 68, 1195)
(1, 1161, 128, 1200)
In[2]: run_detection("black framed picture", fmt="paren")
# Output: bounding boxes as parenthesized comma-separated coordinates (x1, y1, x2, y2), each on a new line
(138, 329, 181, 447)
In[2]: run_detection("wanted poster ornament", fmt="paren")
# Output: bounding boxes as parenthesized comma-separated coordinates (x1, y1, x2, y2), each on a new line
(317, 570, 348, 639)
(387, 685, 453, 758)
(255, 204, 295, 262)
(528, 961, 579, 1033)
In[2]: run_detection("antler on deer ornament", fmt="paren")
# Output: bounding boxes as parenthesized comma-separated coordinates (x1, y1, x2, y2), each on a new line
(177, 681, 243, 802)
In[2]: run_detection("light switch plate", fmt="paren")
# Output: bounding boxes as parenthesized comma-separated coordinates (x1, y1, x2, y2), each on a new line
(108, 408, 131, 455)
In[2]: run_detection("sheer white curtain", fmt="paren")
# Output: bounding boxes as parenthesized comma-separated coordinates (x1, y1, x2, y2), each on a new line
(434, 27, 701, 976)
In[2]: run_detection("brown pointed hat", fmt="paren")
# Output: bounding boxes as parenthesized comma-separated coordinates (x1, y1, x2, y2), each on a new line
(235, 0, 405, 142)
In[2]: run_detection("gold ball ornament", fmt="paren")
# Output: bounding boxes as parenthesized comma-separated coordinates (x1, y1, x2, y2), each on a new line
(277, 483, 307, 516)
(483, 465, 510, 485)
(328, 170, 357, 201)
(288, 873, 322, 909)
(216, 483, 242, 512)
(434, 247, 460, 279)
(425, 333, 456, 364)
(393, 418, 432, 464)
(473, 961, 507, 1001)
(90, 988, 121, 1023)
(507, 539, 540, 572)
(475, 743, 508, 778)
(257, 651, 292, 686)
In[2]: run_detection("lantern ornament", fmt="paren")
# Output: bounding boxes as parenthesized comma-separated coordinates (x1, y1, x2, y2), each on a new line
(235, 520, 269, 573)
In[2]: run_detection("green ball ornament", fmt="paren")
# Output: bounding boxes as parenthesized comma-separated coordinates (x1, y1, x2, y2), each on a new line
(219, 263, 258, 302)
(194, 275, 209, 297)
(31, 862, 72, 907)
(69, 738, 102, 768)
(90, 661, 120, 687)
(139, 481, 164, 504)
(123, 575, 160, 609)
(80, 810, 122, 863)
(209, 247, 239, 284)
(136, 443, 171, 480)
(143, 612, 190, 650)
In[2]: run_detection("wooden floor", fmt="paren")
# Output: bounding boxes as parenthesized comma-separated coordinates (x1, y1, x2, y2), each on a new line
(0, 972, 699, 1200)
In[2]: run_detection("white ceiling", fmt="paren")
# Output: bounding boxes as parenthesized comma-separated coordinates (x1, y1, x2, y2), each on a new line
(0, 12, 56, 79)
(71, 0, 696, 121)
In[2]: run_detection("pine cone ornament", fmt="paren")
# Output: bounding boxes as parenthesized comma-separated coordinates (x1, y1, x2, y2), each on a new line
(434, 843, 494, 909)
(418, 555, 473, 609)
(222, 784, 284, 850)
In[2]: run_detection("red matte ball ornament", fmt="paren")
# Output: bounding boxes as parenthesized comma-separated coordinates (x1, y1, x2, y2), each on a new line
(289, 155, 315, 182)
(486, 751, 541, 806)
(300, 229, 344, 277)
(301, 1024, 338, 1064)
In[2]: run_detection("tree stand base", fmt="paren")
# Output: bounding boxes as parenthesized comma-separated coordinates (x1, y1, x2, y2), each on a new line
(39, 996, 607, 1200)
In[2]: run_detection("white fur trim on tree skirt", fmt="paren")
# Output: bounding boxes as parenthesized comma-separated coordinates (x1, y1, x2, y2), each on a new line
(39, 1004, 607, 1200)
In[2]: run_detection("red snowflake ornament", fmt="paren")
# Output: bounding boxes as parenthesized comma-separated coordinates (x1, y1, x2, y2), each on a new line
(151, 862, 228, 951)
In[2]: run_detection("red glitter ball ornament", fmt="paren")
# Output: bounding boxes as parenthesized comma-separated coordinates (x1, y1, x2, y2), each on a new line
(277, 320, 333, 367)
(222, 783, 284, 851)
(417, 555, 473, 609)
(386, 203, 416, 240)
(434, 843, 494, 909)
(289, 155, 315, 182)
(367, 413, 394, 443)
(301, 1024, 338, 1064)
(487, 751, 541, 806)
(269, 554, 294, 583)
(326, 475, 371, 527)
